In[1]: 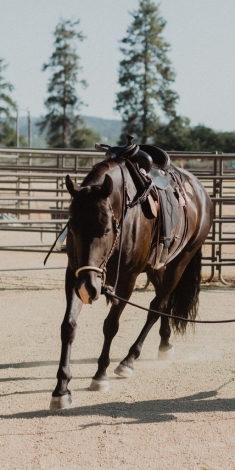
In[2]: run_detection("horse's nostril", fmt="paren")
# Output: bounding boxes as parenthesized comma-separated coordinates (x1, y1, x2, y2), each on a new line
(90, 285, 98, 300)
(76, 272, 102, 304)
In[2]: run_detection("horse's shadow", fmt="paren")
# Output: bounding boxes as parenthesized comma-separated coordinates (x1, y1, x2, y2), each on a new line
(0, 358, 121, 370)
(0, 389, 234, 426)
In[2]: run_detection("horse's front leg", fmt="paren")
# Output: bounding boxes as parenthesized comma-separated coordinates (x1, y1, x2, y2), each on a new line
(90, 281, 135, 392)
(50, 267, 83, 410)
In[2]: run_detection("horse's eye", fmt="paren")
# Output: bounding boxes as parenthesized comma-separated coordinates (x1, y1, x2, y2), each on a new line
(104, 227, 111, 235)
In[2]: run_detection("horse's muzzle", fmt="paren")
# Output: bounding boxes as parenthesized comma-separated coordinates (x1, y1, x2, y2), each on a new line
(75, 267, 104, 304)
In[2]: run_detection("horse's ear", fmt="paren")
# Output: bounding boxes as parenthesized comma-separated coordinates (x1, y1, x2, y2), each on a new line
(99, 174, 113, 199)
(65, 175, 79, 197)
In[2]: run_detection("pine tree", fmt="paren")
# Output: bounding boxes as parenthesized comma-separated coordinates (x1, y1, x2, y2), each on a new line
(0, 58, 17, 147)
(115, 0, 179, 145)
(39, 19, 98, 148)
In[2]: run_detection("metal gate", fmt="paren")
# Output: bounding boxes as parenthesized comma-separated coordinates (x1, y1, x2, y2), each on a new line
(1, 147, 235, 283)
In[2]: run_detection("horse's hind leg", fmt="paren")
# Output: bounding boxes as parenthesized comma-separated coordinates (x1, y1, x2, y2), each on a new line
(115, 248, 203, 377)
(158, 310, 174, 359)
(50, 266, 83, 410)
(146, 271, 174, 358)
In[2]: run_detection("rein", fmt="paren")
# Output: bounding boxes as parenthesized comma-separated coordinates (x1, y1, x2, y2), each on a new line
(102, 289, 235, 324)
(44, 222, 68, 266)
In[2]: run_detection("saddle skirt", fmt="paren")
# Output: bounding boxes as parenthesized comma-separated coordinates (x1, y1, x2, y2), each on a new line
(147, 168, 193, 270)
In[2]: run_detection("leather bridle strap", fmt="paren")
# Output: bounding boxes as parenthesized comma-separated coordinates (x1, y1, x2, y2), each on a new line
(104, 163, 127, 293)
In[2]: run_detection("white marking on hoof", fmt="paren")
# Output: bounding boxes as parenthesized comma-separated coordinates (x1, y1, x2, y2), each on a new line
(50, 394, 72, 410)
(114, 363, 133, 378)
(89, 378, 109, 392)
(158, 345, 174, 360)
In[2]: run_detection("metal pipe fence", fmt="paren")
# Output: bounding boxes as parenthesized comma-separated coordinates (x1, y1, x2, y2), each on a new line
(1, 147, 235, 283)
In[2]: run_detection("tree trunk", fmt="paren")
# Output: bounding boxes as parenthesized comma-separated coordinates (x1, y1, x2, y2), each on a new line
(142, 32, 148, 144)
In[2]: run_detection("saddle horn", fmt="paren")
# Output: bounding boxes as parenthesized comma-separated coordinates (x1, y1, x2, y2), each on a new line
(94, 136, 170, 173)
(95, 143, 111, 152)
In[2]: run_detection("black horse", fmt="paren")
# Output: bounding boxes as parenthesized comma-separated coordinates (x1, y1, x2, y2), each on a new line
(50, 137, 213, 410)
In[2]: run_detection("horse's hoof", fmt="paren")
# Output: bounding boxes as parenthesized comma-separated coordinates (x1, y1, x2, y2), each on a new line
(50, 393, 72, 410)
(114, 363, 133, 378)
(158, 345, 174, 360)
(89, 378, 109, 392)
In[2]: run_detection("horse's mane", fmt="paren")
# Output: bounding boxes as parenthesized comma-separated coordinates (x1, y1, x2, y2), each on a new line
(81, 160, 111, 187)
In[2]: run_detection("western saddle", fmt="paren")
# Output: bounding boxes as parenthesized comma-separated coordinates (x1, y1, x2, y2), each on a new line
(95, 135, 193, 270)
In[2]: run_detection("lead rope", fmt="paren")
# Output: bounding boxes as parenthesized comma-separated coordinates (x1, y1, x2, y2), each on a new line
(103, 291, 235, 324)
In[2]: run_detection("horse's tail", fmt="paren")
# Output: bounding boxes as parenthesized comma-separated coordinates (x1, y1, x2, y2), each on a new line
(168, 247, 202, 334)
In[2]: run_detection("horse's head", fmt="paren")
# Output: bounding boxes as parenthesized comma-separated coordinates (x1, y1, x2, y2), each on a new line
(66, 173, 118, 304)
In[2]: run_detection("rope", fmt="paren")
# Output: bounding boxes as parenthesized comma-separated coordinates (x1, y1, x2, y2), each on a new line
(43, 222, 68, 266)
(102, 288, 235, 324)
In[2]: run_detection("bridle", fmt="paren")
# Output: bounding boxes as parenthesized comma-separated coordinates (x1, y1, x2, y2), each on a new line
(73, 164, 128, 292)
(43, 161, 131, 284)
(74, 203, 121, 288)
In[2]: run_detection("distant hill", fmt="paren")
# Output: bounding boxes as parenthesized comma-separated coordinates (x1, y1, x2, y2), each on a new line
(83, 116, 123, 146)
(18, 115, 123, 148)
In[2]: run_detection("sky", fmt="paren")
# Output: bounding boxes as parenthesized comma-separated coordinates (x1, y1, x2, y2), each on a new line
(1, 0, 235, 131)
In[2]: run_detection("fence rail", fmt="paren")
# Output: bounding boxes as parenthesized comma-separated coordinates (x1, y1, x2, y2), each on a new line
(1, 147, 235, 283)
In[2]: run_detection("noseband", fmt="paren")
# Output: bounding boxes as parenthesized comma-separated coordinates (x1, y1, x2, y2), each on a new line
(75, 266, 103, 277)
(75, 266, 106, 284)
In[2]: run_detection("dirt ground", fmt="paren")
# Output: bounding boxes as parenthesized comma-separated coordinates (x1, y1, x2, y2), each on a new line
(0, 231, 235, 470)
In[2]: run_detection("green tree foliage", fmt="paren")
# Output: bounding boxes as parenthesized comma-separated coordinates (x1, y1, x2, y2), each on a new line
(189, 125, 235, 153)
(70, 126, 101, 149)
(115, 0, 179, 144)
(156, 120, 235, 152)
(39, 19, 99, 148)
(156, 120, 235, 153)
(156, 116, 194, 151)
(0, 58, 17, 146)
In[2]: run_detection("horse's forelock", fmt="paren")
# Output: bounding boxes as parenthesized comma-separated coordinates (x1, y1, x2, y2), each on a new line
(69, 184, 108, 218)
(69, 161, 115, 218)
